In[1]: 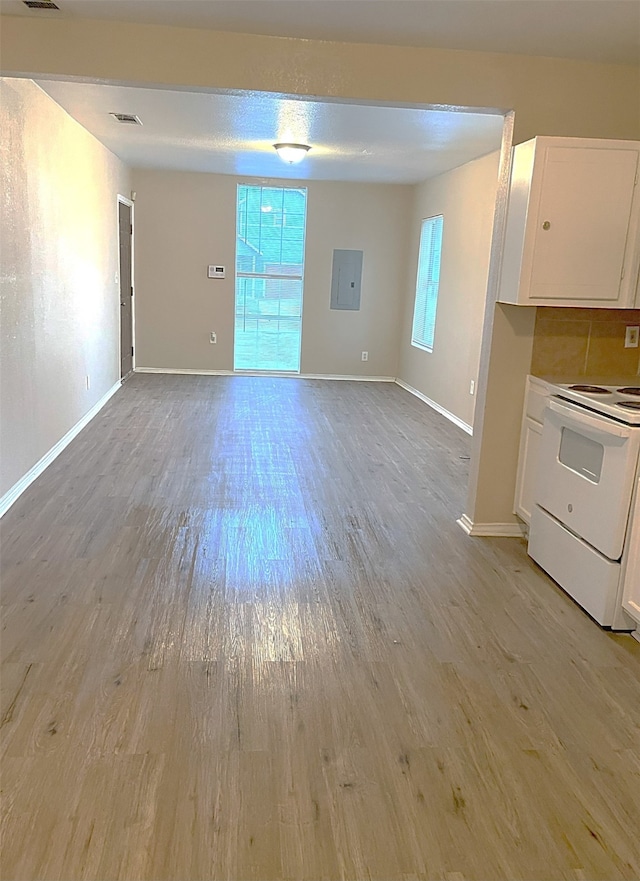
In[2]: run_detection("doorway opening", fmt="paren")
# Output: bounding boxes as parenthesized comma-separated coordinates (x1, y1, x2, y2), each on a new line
(234, 183, 307, 372)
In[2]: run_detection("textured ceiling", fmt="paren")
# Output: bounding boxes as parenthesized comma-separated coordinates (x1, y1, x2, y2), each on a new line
(35, 81, 505, 183)
(4, 0, 640, 65)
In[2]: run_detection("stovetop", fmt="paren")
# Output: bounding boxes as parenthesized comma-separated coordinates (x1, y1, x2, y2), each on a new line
(552, 381, 640, 425)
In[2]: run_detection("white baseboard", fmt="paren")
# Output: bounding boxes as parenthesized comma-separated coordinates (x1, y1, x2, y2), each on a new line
(457, 514, 527, 537)
(300, 374, 395, 382)
(135, 367, 235, 376)
(395, 379, 473, 436)
(0, 381, 121, 519)
(135, 367, 395, 382)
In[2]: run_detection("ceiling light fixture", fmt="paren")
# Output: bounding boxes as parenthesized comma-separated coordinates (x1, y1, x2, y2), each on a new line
(273, 143, 311, 164)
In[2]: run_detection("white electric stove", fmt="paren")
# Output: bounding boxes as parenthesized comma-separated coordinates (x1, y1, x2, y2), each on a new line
(528, 377, 640, 630)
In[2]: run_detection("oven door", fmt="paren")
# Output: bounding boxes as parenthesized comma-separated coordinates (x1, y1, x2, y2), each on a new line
(536, 398, 640, 560)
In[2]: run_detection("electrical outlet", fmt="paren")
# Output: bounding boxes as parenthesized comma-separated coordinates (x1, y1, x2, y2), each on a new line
(210, 332, 217, 344)
(469, 379, 475, 395)
(625, 326, 639, 348)
(361, 351, 368, 362)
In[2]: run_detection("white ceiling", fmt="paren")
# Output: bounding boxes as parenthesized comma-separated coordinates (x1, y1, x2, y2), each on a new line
(35, 80, 505, 183)
(5, 0, 640, 66)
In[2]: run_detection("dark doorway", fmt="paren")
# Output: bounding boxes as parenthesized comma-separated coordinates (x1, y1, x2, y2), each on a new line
(118, 199, 133, 378)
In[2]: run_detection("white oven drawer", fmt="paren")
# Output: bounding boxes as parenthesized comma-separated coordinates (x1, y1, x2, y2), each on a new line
(529, 505, 621, 626)
(536, 398, 640, 560)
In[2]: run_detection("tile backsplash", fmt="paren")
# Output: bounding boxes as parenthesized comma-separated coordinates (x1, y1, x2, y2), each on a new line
(531, 307, 640, 377)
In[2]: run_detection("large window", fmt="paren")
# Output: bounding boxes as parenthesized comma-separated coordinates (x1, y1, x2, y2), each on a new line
(235, 184, 307, 372)
(411, 215, 443, 353)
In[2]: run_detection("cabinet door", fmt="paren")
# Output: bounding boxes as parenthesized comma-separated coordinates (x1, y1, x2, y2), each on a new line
(526, 146, 639, 304)
(514, 416, 543, 525)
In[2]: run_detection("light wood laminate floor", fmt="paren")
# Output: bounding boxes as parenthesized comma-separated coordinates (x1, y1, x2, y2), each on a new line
(2, 375, 640, 881)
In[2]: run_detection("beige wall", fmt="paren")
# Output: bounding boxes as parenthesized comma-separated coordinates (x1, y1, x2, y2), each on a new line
(470, 302, 536, 527)
(132, 170, 411, 377)
(397, 151, 501, 428)
(301, 181, 411, 376)
(2, 15, 638, 528)
(132, 170, 236, 372)
(1, 16, 638, 144)
(0, 78, 130, 499)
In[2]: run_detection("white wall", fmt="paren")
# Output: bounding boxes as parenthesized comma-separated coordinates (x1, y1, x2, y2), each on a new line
(132, 170, 412, 377)
(397, 151, 501, 428)
(0, 78, 131, 500)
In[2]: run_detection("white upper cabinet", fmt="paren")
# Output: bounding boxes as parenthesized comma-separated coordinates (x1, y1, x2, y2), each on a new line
(497, 137, 640, 308)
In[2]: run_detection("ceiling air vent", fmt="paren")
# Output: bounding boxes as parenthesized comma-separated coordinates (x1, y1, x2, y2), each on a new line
(23, 1, 60, 8)
(110, 113, 143, 126)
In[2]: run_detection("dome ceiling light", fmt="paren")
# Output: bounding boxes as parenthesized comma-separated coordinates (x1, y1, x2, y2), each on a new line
(273, 143, 311, 164)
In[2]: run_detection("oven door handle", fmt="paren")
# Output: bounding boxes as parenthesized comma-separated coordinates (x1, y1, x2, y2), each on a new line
(548, 398, 632, 439)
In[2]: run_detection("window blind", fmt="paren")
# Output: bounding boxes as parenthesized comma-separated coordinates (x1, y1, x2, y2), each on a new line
(411, 215, 443, 352)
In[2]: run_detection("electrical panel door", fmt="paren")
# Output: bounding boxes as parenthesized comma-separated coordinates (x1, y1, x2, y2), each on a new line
(330, 249, 363, 310)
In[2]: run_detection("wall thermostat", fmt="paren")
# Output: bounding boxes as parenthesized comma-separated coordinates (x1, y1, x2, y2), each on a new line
(208, 265, 226, 279)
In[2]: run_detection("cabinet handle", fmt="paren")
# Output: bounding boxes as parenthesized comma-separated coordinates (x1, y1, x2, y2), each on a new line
(542, 221, 551, 230)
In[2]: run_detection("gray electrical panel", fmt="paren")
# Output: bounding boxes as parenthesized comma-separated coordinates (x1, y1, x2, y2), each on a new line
(330, 249, 363, 311)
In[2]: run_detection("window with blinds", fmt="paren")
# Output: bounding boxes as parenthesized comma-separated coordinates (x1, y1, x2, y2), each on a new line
(235, 184, 307, 372)
(411, 215, 443, 353)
